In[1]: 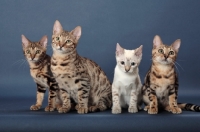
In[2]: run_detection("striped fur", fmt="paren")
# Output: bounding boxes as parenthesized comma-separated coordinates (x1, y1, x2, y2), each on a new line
(51, 20, 112, 114)
(112, 43, 143, 114)
(142, 35, 200, 114)
(22, 35, 61, 111)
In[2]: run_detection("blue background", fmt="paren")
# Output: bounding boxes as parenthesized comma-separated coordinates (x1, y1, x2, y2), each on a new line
(0, 0, 200, 131)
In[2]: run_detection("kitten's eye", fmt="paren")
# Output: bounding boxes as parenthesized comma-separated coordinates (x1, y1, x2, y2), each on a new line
(131, 62, 135, 66)
(56, 37, 60, 41)
(169, 51, 174, 55)
(66, 40, 72, 43)
(158, 49, 164, 54)
(26, 50, 30, 54)
(36, 50, 40, 54)
(121, 61, 125, 65)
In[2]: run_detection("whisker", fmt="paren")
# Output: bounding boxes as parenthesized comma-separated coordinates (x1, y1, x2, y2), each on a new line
(172, 61, 180, 74)
(175, 61, 184, 71)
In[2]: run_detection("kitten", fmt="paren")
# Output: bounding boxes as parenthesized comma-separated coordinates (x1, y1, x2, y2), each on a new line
(22, 35, 60, 111)
(51, 20, 112, 114)
(142, 35, 200, 114)
(112, 43, 143, 114)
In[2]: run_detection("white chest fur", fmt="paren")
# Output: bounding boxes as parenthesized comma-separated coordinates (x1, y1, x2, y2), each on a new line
(112, 66, 142, 108)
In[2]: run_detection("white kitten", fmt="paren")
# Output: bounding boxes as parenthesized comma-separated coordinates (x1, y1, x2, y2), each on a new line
(112, 43, 143, 114)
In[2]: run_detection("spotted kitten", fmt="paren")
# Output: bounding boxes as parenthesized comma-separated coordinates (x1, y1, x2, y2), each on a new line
(142, 35, 200, 114)
(22, 35, 60, 111)
(112, 43, 143, 114)
(51, 20, 112, 114)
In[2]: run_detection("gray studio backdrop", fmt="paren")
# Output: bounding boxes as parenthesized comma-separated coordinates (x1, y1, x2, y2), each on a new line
(0, 0, 200, 98)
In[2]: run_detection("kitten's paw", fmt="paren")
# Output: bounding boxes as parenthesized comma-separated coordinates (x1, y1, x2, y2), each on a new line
(56, 104, 62, 111)
(112, 106, 121, 114)
(58, 107, 70, 113)
(30, 105, 41, 110)
(89, 106, 98, 112)
(77, 107, 88, 114)
(44, 106, 55, 112)
(170, 107, 182, 114)
(148, 107, 158, 114)
(128, 107, 138, 113)
(144, 106, 150, 111)
(98, 104, 107, 111)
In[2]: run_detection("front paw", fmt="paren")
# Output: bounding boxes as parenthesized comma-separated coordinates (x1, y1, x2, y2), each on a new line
(148, 106, 158, 114)
(128, 107, 138, 113)
(112, 106, 121, 114)
(45, 106, 55, 112)
(77, 106, 88, 114)
(170, 107, 182, 114)
(58, 106, 71, 113)
(89, 106, 98, 112)
(30, 105, 41, 110)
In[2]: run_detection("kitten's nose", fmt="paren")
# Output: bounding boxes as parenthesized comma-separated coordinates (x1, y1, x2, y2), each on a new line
(164, 55, 168, 60)
(125, 66, 130, 72)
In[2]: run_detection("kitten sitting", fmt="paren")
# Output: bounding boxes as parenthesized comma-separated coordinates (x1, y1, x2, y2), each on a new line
(112, 43, 143, 114)
(22, 35, 60, 111)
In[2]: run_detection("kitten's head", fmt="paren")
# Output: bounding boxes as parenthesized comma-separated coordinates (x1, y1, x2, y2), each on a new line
(52, 20, 81, 54)
(22, 35, 47, 62)
(152, 35, 181, 65)
(116, 43, 143, 73)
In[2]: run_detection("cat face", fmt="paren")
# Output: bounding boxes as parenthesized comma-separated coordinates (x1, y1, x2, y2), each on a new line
(152, 35, 181, 65)
(52, 20, 81, 54)
(22, 35, 47, 62)
(116, 43, 143, 73)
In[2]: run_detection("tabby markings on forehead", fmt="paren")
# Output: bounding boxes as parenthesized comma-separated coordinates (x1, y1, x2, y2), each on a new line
(30, 43, 36, 49)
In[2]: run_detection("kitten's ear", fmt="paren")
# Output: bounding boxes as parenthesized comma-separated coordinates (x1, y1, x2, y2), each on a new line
(39, 35, 48, 48)
(172, 39, 181, 52)
(71, 26, 81, 41)
(116, 43, 124, 56)
(135, 45, 143, 58)
(53, 20, 63, 35)
(153, 35, 163, 48)
(21, 34, 29, 48)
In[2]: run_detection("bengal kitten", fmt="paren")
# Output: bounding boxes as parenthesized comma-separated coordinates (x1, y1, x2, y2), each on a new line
(142, 35, 200, 114)
(112, 43, 143, 114)
(22, 35, 60, 111)
(51, 20, 112, 114)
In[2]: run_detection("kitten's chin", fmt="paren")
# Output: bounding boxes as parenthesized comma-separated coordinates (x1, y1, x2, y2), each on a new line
(158, 60, 172, 65)
(28, 60, 38, 63)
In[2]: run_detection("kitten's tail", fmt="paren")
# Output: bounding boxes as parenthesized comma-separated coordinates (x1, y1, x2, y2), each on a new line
(178, 103, 200, 112)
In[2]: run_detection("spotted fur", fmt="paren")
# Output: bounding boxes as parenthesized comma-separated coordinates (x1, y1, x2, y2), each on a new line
(112, 43, 143, 114)
(22, 35, 61, 111)
(51, 20, 112, 114)
(142, 35, 200, 114)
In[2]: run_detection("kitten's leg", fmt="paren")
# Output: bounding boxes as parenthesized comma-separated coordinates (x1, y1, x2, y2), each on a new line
(30, 84, 46, 110)
(146, 87, 158, 114)
(55, 89, 63, 110)
(97, 88, 112, 112)
(167, 87, 182, 114)
(129, 89, 138, 113)
(58, 88, 71, 113)
(45, 81, 58, 112)
(112, 85, 121, 114)
(76, 85, 90, 114)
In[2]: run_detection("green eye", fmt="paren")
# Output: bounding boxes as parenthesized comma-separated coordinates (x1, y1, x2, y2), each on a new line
(158, 49, 164, 54)
(56, 37, 59, 41)
(36, 50, 40, 54)
(169, 51, 174, 55)
(66, 40, 72, 43)
(26, 50, 30, 54)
